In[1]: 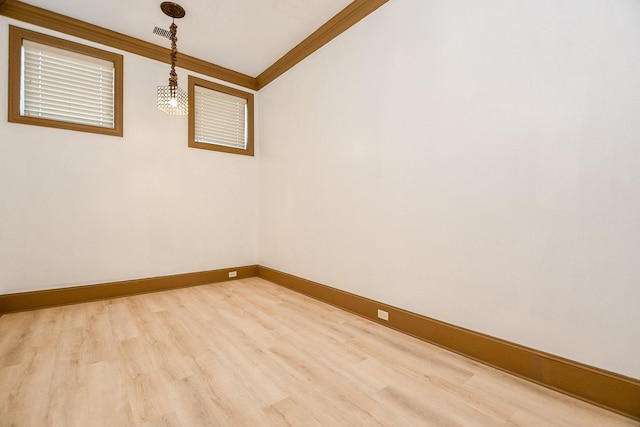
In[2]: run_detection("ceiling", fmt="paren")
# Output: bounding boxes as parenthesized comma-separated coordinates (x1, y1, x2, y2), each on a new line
(19, 0, 355, 78)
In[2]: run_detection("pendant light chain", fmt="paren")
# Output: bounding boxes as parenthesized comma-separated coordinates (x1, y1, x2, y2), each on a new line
(169, 21, 178, 91)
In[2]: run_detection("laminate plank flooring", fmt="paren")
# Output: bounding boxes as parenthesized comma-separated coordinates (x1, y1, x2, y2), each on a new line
(0, 277, 637, 426)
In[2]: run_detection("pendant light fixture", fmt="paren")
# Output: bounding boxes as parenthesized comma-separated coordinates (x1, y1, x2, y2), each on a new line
(156, 2, 188, 115)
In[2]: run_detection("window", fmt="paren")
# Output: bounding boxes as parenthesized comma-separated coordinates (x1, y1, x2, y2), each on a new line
(188, 76, 254, 156)
(8, 26, 123, 137)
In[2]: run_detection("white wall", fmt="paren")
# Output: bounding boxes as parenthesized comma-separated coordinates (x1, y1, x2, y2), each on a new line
(258, 0, 640, 379)
(0, 17, 259, 294)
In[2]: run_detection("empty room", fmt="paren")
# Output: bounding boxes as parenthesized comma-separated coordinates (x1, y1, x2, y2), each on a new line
(0, 0, 639, 425)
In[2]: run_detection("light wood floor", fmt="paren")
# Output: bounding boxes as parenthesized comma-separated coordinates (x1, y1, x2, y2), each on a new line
(0, 277, 637, 427)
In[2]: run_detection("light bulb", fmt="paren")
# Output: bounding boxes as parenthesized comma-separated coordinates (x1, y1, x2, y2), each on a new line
(169, 97, 178, 108)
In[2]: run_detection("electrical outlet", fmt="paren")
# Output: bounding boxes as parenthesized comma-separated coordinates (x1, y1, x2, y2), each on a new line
(377, 309, 389, 321)
(228, 271, 237, 278)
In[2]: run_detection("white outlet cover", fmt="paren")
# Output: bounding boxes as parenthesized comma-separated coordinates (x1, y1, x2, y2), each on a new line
(228, 271, 237, 278)
(377, 309, 389, 321)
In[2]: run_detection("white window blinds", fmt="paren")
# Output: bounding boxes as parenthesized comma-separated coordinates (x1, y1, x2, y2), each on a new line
(194, 85, 248, 150)
(21, 39, 116, 129)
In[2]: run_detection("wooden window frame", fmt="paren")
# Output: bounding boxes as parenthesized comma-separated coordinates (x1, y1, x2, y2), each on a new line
(188, 75, 254, 156)
(8, 25, 124, 137)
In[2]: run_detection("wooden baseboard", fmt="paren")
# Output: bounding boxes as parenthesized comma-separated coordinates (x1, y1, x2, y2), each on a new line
(3, 263, 638, 420)
(257, 265, 640, 421)
(0, 265, 258, 314)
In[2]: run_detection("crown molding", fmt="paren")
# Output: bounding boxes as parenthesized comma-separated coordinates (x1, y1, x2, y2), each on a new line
(0, 0, 258, 90)
(256, 0, 389, 89)
(0, 0, 390, 91)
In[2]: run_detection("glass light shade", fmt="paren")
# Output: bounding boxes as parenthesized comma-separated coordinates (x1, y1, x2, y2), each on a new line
(157, 85, 188, 115)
